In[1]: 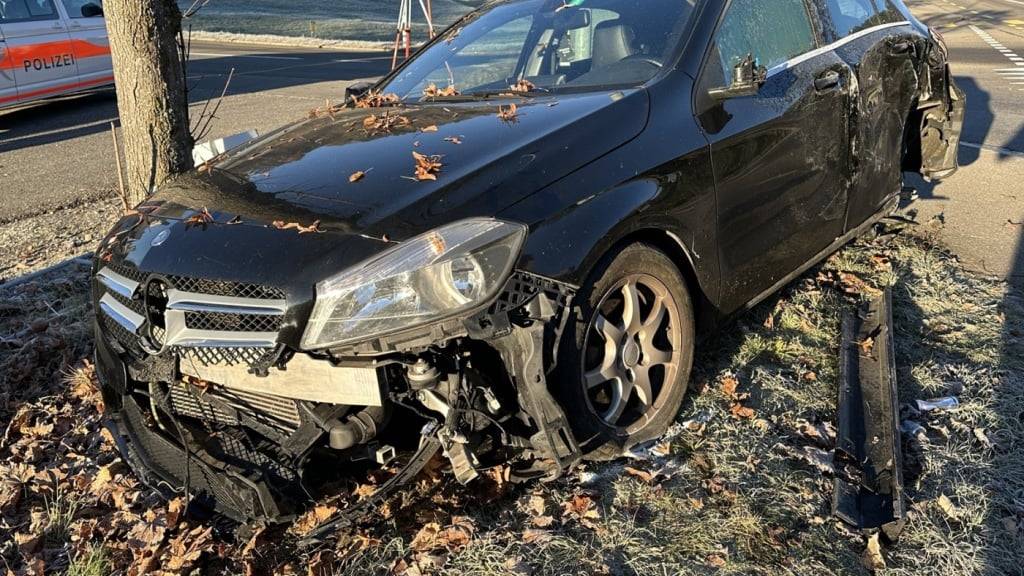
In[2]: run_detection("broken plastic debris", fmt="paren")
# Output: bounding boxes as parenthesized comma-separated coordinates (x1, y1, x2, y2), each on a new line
(900, 420, 927, 442)
(914, 397, 959, 413)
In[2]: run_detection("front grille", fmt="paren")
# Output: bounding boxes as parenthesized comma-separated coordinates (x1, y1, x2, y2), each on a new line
(166, 275, 286, 301)
(168, 381, 302, 432)
(184, 311, 282, 333)
(101, 313, 142, 354)
(96, 262, 287, 368)
(106, 260, 148, 283)
(178, 346, 277, 368)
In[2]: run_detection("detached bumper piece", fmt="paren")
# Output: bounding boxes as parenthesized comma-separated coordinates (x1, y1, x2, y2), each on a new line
(834, 288, 906, 540)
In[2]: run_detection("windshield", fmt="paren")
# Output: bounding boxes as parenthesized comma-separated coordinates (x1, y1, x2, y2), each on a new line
(381, 0, 698, 99)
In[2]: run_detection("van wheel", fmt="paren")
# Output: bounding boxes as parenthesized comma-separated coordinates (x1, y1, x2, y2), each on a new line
(555, 243, 695, 460)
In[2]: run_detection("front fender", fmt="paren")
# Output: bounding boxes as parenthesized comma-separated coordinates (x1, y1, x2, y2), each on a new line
(502, 167, 718, 310)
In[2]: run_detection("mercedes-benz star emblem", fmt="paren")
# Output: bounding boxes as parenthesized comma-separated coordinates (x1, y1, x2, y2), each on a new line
(151, 229, 170, 247)
(141, 276, 171, 355)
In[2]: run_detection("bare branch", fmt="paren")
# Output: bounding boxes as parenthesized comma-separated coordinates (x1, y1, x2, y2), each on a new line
(192, 67, 235, 142)
(182, 0, 212, 19)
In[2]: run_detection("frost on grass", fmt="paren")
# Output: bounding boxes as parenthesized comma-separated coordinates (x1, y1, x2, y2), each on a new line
(0, 225, 1020, 575)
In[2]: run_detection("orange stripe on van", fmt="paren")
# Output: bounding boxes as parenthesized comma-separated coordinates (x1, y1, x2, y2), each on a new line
(0, 39, 110, 71)
(0, 74, 114, 105)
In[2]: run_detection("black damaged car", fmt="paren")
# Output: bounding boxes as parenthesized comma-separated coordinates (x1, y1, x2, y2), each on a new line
(92, 0, 964, 526)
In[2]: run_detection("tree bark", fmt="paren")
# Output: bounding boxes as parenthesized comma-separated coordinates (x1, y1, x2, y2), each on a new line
(104, 0, 193, 207)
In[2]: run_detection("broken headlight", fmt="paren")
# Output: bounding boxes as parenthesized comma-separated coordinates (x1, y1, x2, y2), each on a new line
(301, 219, 527, 349)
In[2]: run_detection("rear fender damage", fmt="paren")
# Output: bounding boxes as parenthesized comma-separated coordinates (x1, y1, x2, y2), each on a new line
(907, 40, 966, 181)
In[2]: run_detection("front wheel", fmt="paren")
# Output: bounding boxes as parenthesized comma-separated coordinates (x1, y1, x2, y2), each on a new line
(554, 242, 695, 460)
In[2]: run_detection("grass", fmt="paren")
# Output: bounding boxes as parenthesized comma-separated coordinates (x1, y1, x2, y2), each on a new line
(322, 222, 1023, 575)
(66, 545, 111, 576)
(1, 223, 1020, 575)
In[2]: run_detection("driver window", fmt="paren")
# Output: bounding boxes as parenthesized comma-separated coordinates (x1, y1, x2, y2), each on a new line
(706, 0, 816, 88)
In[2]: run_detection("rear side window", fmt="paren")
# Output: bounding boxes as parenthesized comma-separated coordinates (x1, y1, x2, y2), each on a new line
(823, 0, 879, 37)
(708, 0, 817, 84)
(0, 0, 59, 22)
(60, 0, 101, 19)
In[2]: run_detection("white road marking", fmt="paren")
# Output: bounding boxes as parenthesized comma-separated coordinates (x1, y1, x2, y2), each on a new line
(961, 141, 1024, 157)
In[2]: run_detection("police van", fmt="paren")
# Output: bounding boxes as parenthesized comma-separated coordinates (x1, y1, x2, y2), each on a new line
(0, 0, 111, 109)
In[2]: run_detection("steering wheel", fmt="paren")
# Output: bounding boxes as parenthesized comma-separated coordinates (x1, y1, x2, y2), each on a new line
(621, 54, 663, 68)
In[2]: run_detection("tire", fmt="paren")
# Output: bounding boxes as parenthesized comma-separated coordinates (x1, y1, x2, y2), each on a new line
(554, 242, 695, 460)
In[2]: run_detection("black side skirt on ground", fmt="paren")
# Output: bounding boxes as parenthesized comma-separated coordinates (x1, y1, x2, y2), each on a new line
(834, 288, 907, 541)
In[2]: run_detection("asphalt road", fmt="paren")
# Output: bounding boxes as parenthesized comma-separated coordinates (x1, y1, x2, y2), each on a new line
(0, 5, 1021, 280)
(903, 0, 1024, 282)
(0, 41, 392, 223)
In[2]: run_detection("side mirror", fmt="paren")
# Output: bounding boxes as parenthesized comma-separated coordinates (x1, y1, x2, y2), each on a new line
(81, 2, 103, 17)
(345, 81, 375, 104)
(708, 53, 767, 100)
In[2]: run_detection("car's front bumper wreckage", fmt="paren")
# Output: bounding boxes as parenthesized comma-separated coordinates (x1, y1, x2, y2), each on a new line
(93, 262, 582, 528)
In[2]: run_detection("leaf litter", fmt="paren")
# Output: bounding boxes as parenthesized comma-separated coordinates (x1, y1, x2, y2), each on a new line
(1, 214, 1021, 574)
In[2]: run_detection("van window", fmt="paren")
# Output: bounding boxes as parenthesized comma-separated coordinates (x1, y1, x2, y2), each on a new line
(708, 0, 816, 85)
(823, 0, 879, 37)
(60, 0, 101, 19)
(0, 0, 59, 21)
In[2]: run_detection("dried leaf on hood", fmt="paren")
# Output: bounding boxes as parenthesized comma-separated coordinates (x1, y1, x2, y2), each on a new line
(422, 83, 460, 99)
(363, 111, 411, 133)
(412, 151, 444, 181)
(497, 103, 519, 122)
(272, 220, 323, 234)
(352, 91, 400, 108)
(184, 207, 215, 229)
(509, 79, 536, 93)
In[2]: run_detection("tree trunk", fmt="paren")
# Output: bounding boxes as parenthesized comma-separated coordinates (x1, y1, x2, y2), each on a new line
(105, 0, 193, 207)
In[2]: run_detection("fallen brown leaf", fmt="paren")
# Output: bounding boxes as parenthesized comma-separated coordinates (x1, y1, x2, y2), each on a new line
(290, 504, 339, 537)
(862, 533, 886, 571)
(730, 403, 755, 419)
(497, 103, 519, 122)
(509, 79, 536, 93)
(184, 207, 215, 229)
(412, 151, 443, 181)
(272, 219, 323, 234)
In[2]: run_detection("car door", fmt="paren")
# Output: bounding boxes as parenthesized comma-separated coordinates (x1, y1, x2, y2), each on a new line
(0, 0, 77, 103)
(58, 0, 110, 88)
(815, 0, 919, 230)
(0, 24, 17, 105)
(695, 0, 855, 313)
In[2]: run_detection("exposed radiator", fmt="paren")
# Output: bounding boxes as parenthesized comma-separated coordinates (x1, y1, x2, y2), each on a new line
(168, 381, 302, 432)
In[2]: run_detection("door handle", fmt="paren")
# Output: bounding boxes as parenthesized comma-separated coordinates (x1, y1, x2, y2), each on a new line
(814, 70, 841, 92)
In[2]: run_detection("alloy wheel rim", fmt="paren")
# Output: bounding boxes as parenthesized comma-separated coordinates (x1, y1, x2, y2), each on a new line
(581, 274, 681, 432)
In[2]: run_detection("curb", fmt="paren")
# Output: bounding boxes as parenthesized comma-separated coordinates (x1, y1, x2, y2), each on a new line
(0, 254, 93, 291)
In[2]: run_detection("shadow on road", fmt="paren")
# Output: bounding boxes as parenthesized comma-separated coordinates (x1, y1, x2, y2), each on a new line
(953, 76, 992, 168)
(0, 49, 391, 154)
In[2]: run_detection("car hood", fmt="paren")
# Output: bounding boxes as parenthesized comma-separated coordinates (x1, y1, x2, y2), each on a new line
(101, 90, 648, 301)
